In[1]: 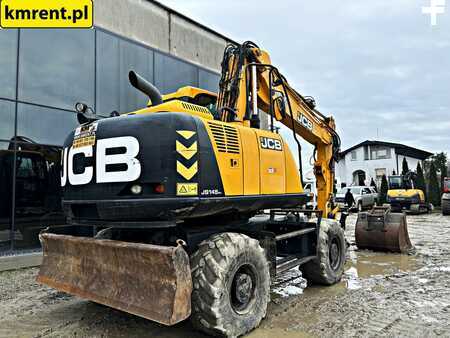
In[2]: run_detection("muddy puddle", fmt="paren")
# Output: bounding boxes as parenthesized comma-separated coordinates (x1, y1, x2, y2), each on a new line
(343, 248, 420, 290)
(262, 245, 423, 336)
(271, 246, 420, 300)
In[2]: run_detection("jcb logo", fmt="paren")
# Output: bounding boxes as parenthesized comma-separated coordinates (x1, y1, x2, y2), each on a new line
(61, 136, 141, 186)
(260, 137, 282, 151)
(298, 114, 313, 131)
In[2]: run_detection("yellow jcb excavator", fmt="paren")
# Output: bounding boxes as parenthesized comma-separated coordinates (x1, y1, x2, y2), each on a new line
(36, 41, 407, 337)
(386, 172, 430, 214)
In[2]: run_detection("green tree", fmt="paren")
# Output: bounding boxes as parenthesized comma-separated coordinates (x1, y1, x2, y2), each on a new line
(415, 162, 427, 201)
(402, 157, 409, 175)
(434, 153, 448, 191)
(370, 177, 377, 191)
(379, 174, 388, 205)
(428, 162, 441, 207)
(424, 152, 448, 190)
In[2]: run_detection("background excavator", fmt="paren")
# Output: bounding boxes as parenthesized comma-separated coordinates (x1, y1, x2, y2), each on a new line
(38, 41, 345, 337)
(0, 137, 64, 246)
(386, 172, 430, 214)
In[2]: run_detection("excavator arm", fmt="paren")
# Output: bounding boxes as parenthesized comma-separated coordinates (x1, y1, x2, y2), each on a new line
(217, 41, 341, 217)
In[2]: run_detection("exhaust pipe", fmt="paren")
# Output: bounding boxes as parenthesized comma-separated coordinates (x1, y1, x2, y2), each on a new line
(129, 71, 163, 106)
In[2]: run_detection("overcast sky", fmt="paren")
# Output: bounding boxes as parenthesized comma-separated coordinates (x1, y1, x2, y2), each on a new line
(166, 0, 449, 168)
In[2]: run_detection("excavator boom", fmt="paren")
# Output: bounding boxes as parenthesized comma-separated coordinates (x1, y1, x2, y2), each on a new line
(216, 42, 340, 217)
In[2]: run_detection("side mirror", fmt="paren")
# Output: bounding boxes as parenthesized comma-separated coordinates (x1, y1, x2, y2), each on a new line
(76, 102, 98, 125)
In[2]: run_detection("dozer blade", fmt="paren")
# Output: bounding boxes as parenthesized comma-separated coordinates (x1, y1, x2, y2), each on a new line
(355, 206, 413, 253)
(37, 233, 192, 325)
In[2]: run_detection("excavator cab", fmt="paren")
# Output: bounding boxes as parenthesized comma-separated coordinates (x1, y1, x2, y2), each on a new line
(388, 175, 411, 189)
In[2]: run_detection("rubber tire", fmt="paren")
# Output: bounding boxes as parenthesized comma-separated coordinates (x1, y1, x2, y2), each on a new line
(443, 199, 450, 215)
(300, 219, 346, 285)
(190, 233, 270, 337)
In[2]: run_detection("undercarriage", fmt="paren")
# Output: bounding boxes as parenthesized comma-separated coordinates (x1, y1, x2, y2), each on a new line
(38, 208, 346, 336)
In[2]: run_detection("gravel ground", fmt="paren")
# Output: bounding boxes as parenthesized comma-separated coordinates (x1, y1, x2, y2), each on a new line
(1, 211, 449, 338)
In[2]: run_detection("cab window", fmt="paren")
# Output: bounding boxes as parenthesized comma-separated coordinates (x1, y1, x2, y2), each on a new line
(388, 176, 402, 189)
(351, 187, 361, 195)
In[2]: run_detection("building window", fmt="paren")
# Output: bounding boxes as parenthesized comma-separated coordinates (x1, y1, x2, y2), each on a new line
(364, 145, 369, 160)
(199, 69, 220, 93)
(1, 26, 221, 253)
(375, 168, 386, 185)
(0, 100, 16, 141)
(17, 103, 78, 146)
(0, 29, 18, 100)
(13, 142, 65, 250)
(371, 146, 391, 160)
(19, 29, 95, 111)
(351, 150, 357, 161)
(96, 30, 154, 114)
(154, 52, 198, 94)
(0, 140, 13, 253)
(96, 30, 120, 114)
(118, 39, 154, 112)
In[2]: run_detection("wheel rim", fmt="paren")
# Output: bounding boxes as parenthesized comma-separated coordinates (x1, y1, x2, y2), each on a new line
(230, 264, 257, 314)
(329, 237, 342, 271)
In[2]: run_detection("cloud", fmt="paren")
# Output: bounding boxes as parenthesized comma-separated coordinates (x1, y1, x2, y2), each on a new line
(166, 0, 450, 162)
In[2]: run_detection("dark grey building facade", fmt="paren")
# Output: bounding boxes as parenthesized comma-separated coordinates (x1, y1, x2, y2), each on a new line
(0, 1, 225, 252)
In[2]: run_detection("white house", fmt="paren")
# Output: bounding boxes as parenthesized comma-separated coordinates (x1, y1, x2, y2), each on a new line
(336, 140, 432, 188)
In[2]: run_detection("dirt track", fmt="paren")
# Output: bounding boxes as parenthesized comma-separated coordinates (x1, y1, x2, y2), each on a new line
(1, 212, 450, 338)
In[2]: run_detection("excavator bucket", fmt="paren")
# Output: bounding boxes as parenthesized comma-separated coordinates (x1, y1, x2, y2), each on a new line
(355, 206, 413, 253)
(37, 231, 192, 325)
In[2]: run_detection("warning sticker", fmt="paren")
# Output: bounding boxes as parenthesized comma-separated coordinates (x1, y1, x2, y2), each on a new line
(176, 183, 198, 196)
(73, 122, 97, 149)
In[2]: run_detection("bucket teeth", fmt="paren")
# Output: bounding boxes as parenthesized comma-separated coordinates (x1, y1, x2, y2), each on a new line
(355, 206, 413, 253)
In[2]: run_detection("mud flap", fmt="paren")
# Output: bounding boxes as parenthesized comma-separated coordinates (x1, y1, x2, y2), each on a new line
(355, 206, 413, 253)
(37, 233, 192, 325)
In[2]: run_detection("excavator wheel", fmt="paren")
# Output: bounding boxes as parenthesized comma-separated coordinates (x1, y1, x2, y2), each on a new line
(300, 219, 346, 285)
(190, 232, 270, 337)
(443, 198, 450, 215)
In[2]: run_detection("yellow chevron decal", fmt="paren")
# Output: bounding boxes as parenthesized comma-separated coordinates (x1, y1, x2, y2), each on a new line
(176, 140, 197, 160)
(177, 160, 198, 180)
(177, 130, 196, 140)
